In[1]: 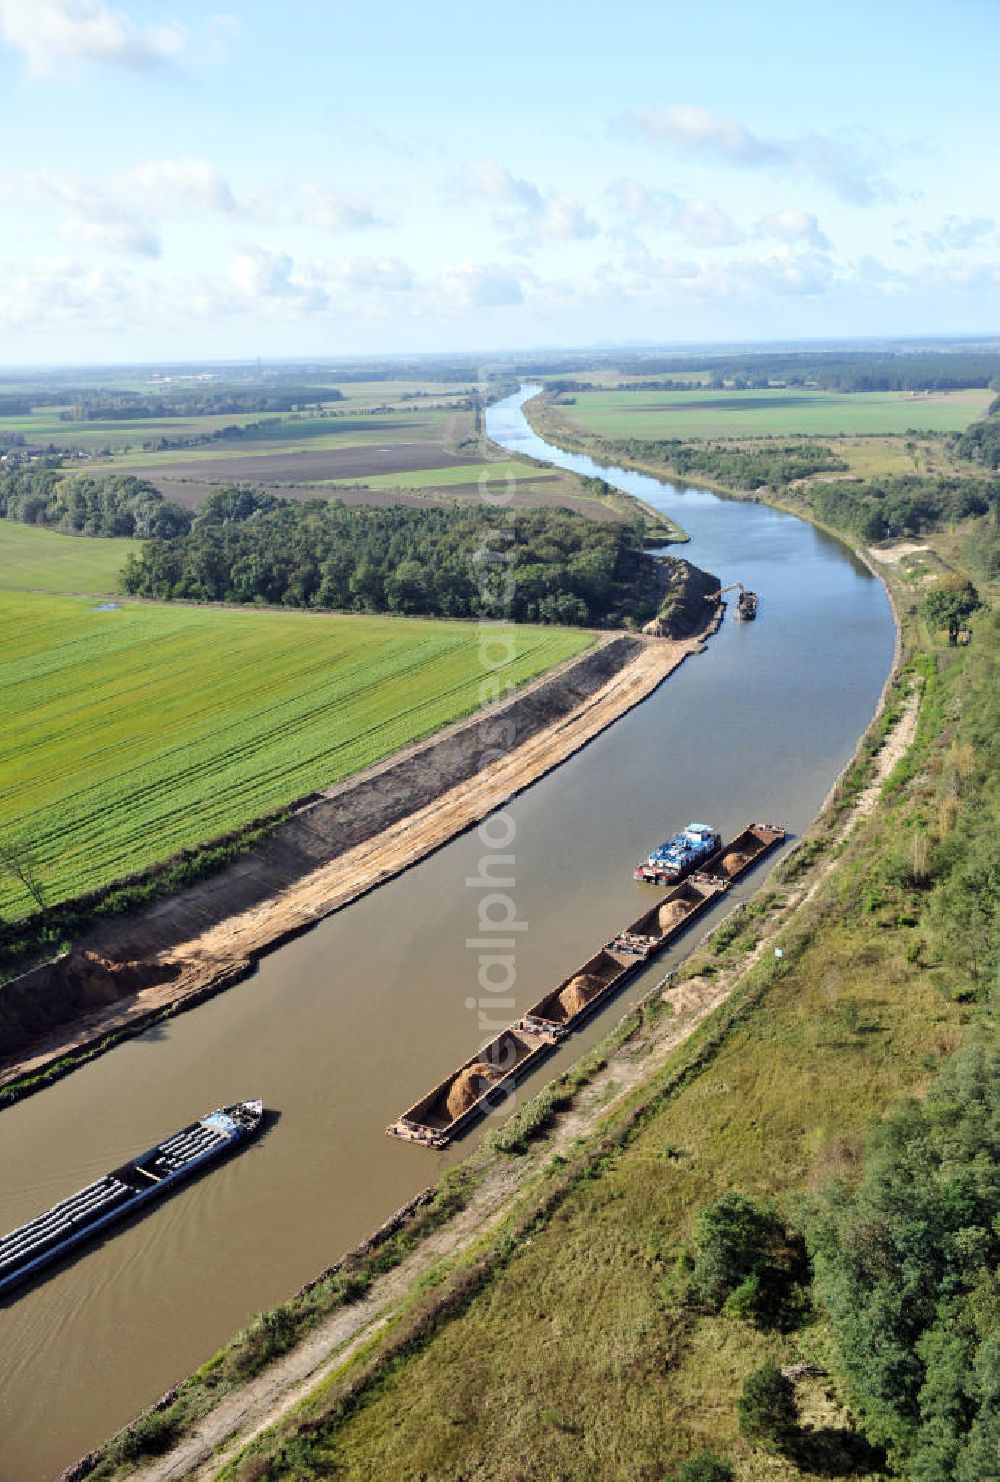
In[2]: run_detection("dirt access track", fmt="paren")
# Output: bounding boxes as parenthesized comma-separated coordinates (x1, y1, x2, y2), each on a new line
(0, 624, 718, 1097)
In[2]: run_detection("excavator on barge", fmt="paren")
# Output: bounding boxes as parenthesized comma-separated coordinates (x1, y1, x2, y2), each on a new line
(707, 582, 758, 620)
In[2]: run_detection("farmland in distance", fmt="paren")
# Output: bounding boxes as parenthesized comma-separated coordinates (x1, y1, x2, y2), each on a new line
(549, 385, 993, 440)
(1, 372, 666, 528)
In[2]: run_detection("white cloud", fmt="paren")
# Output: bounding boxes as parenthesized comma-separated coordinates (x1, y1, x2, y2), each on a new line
(922, 214, 995, 252)
(456, 162, 543, 214)
(918, 260, 1000, 291)
(206, 11, 239, 59)
(626, 104, 891, 206)
(326, 257, 413, 291)
(63, 212, 160, 258)
(630, 105, 775, 165)
(17, 173, 161, 256)
(123, 156, 237, 214)
(616, 239, 836, 300)
(228, 250, 414, 310)
(534, 196, 598, 242)
(608, 178, 743, 246)
(298, 186, 390, 233)
(228, 248, 329, 311)
(441, 261, 524, 309)
(673, 200, 744, 248)
(607, 178, 675, 225)
(756, 210, 830, 249)
(849, 255, 905, 292)
(454, 162, 597, 244)
(748, 245, 835, 296)
(0, 257, 136, 325)
(0, 0, 185, 74)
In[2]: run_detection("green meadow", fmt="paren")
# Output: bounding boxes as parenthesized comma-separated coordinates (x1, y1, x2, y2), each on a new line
(0, 408, 280, 452)
(557, 386, 992, 440)
(0, 521, 130, 594)
(0, 594, 589, 918)
(329, 458, 546, 489)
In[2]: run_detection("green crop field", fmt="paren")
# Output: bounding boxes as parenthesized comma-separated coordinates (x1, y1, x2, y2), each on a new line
(331, 458, 549, 490)
(0, 408, 277, 451)
(555, 386, 993, 439)
(311, 378, 478, 404)
(0, 521, 130, 594)
(91, 406, 464, 471)
(0, 594, 590, 918)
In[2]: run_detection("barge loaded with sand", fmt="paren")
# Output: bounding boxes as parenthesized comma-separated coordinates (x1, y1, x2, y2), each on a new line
(0, 1099, 264, 1298)
(389, 822, 785, 1148)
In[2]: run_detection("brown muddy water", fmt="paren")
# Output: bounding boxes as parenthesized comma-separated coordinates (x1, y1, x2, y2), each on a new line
(0, 388, 895, 1480)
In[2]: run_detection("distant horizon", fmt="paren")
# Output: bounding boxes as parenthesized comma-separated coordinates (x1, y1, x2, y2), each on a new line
(2, 330, 1000, 376)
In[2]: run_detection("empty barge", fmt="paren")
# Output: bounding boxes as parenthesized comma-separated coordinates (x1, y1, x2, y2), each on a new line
(390, 822, 785, 1147)
(0, 1099, 264, 1298)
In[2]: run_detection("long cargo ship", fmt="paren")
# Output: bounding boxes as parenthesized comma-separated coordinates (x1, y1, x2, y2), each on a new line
(0, 1099, 264, 1299)
(390, 822, 785, 1147)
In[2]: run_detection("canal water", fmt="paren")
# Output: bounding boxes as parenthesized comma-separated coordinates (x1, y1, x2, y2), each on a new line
(0, 388, 895, 1481)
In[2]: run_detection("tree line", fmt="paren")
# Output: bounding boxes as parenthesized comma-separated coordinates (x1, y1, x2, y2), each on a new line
(0, 467, 191, 538)
(57, 386, 344, 421)
(509, 349, 1000, 392)
(596, 436, 849, 491)
(120, 486, 662, 627)
(807, 473, 995, 542)
(951, 398, 1000, 468)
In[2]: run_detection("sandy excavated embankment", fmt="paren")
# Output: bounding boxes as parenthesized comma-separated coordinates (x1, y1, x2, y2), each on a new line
(1, 623, 717, 1095)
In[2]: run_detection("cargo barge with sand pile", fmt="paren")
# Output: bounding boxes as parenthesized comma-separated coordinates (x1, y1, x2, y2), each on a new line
(0, 1099, 264, 1298)
(389, 823, 785, 1147)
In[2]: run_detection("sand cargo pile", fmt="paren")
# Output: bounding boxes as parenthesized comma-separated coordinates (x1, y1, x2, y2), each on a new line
(389, 822, 785, 1147)
(389, 1025, 558, 1149)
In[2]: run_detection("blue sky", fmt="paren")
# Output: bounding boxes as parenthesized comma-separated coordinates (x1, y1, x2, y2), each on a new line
(0, 0, 997, 362)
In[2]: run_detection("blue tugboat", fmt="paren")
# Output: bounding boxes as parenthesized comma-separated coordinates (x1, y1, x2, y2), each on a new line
(633, 822, 721, 885)
(0, 1099, 264, 1298)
